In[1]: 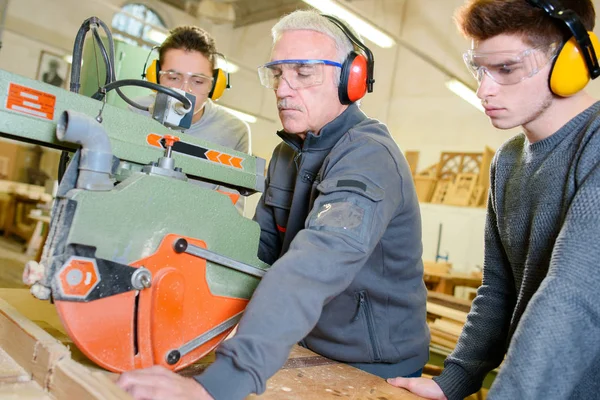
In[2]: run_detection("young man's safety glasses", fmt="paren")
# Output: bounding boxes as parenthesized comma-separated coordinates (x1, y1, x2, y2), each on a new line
(463, 43, 558, 85)
(257, 59, 342, 90)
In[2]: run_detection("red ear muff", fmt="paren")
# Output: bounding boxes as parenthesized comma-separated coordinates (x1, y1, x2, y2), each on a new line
(338, 52, 368, 104)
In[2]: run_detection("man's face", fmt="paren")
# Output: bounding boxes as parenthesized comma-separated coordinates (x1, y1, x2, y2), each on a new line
(159, 48, 214, 121)
(470, 34, 556, 130)
(270, 30, 346, 137)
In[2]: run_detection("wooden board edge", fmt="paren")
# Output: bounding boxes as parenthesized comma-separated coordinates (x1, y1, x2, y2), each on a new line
(49, 358, 131, 400)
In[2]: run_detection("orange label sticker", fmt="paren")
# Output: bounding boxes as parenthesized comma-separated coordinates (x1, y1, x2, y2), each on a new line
(146, 133, 164, 148)
(6, 83, 56, 120)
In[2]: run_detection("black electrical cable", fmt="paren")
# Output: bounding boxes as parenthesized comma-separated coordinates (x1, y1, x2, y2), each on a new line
(60, 17, 98, 182)
(90, 28, 111, 98)
(89, 26, 149, 110)
(99, 79, 192, 111)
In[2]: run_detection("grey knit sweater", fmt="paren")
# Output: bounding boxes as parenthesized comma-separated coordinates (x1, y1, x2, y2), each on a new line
(434, 102, 600, 399)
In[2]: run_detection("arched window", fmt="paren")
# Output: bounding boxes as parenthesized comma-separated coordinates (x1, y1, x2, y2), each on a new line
(112, 3, 167, 48)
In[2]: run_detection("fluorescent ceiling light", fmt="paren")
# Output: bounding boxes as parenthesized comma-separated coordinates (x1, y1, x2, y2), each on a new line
(221, 105, 257, 124)
(147, 28, 168, 45)
(217, 58, 239, 74)
(445, 79, 484, 113)
(302, 0, 396, 48)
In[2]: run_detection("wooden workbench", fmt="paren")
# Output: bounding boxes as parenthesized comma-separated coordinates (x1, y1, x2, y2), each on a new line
(0, 288, 423, 399)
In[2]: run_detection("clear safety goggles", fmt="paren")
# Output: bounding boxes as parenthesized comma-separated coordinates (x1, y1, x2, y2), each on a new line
(463, 44, 558, 85)
(158, 70, 214, 94)
(257, 59, 343, 90)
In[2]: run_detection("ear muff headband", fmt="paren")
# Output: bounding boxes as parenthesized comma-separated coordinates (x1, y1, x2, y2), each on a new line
(321, 14, 375, 104)
(527, 0, 600, 96)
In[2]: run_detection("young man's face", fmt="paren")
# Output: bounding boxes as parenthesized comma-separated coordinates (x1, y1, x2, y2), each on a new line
(468, 34, 556, 130)
(270, 30, 347, 138)
(159, 48, 214, 123)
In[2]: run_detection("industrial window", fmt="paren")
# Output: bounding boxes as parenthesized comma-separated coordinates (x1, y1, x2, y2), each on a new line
(112, 3, 167, 48)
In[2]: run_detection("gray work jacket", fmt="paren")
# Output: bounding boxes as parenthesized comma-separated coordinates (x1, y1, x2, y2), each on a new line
(197, 103, 430, 400)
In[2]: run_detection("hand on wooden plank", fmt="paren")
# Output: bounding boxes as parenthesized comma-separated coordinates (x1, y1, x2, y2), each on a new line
(386, 377, 447, 400)
(117, 365, 214, 400)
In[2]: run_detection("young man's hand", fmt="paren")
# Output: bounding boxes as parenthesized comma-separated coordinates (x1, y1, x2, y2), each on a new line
(117, 365, 214, 400)
(386, 377, 448, 400)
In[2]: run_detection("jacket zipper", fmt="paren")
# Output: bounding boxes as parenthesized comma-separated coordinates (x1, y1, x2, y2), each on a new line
(293, 151, 302, 170)
(352, 291, 382, 361)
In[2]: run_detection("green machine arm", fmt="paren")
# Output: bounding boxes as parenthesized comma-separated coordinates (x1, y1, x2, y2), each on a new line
(0, 70, 265, 194)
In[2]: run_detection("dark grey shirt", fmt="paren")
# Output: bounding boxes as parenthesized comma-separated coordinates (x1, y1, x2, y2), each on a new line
(435, 102, 600, 399)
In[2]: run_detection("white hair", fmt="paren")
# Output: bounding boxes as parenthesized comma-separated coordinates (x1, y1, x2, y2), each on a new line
(271, 10, 362, 86)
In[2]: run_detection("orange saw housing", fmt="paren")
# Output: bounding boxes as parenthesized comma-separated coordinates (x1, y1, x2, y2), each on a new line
(54, 233, 248, 372)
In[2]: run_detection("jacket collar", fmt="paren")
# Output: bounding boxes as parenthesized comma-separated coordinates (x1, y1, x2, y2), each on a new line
(277, 103, 367, 152)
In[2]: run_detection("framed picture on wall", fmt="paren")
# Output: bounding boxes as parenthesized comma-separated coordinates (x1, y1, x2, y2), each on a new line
(36, 50, 69, 89)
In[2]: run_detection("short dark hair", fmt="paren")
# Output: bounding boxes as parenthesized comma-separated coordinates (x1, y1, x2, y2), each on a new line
(455, 0, 596, 47)
(159, 26, 218, 69)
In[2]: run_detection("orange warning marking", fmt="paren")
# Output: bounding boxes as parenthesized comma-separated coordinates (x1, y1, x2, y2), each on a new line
(206, 150, 220, 163)
(146, 133, 164, 148)
(205, 150, 242, 169)
(230, 157, 243, 169)
(6, 83, 56, 120)
(218, 153, 232, 165)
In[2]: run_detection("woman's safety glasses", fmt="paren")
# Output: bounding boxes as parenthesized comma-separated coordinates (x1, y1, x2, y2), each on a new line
(158, 70, 214, 94)
(257, 59, 342, 90)
(463, 44, 558, 85)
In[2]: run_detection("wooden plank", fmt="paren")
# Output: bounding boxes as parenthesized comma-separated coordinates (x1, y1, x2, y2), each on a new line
(430, 318, 464, 337)
(423, 261, 452, 275)
(49, 358, 130, 400)
(404, 150, 419, 176)
(0, 346, 30, 382)
(0, 381, 52, 399)
(429, 335, 456, 349)
(426, 302, 468, 323)
(0, 293, 130, 399)
(427, 291, 473, 313)
(429, 327, 458, 343)
(251, 346, 423, 399)
(413, 176, 437, 202)
(0, 297, 70, 389)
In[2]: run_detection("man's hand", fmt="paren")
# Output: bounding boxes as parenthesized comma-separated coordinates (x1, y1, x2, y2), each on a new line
(386, 377, 447, 400)
(117, 365, 214, 400)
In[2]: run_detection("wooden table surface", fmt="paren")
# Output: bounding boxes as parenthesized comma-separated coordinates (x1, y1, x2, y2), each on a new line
(0, 288, 424, 400)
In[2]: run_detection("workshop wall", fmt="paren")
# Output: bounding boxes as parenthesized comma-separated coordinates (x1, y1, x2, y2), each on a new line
(3, 0, 600, 257)
(0, 0, 522, 169)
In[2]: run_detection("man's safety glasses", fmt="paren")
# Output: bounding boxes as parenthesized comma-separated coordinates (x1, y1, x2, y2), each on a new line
(257, 59, 342, 90)
(463, 44, 558, 85)
(158, 70, 214, 94)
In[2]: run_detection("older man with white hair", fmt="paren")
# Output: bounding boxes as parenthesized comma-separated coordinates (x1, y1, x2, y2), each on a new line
(117, 10, 429, 400)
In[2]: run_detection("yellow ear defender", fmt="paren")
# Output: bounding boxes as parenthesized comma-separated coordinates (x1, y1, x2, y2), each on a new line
(142, 50, 230, 101)
(550, 33, 600, 96)
(208, 67, 228, 100)
(527, 0, 600, 97)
